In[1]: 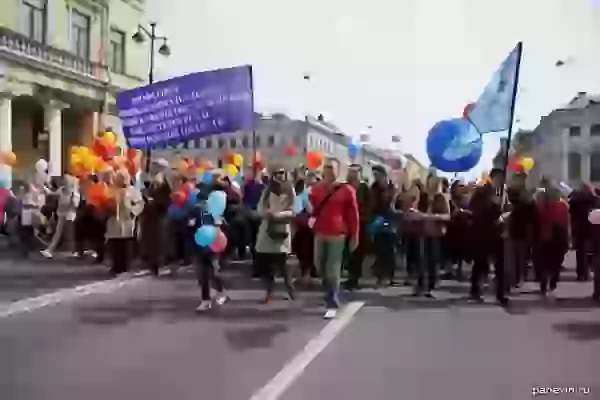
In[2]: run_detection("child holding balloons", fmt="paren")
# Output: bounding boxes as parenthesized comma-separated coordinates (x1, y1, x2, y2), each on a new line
(192, 177, 230, 312)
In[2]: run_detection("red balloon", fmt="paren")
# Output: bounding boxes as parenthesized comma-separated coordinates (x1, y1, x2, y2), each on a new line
(285, 143, 297, 156)
(209, 230, 228, 253)
(508, 158, 521, 172)
(182, 182, 194, 195)
(171, 190, 187, 206)
(463, 103, 475, 119)
(126, 148, 137, 160)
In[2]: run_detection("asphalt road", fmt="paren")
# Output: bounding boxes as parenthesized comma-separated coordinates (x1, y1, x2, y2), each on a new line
(1, 251, 600, 400)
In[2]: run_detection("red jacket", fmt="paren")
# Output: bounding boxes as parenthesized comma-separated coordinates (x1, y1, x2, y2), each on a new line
(309, 182, 359, 241)
(536, 199, 569, 242)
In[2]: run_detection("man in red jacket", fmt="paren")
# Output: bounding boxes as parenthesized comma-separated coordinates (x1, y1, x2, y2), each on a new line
(310, 163, 359, 319)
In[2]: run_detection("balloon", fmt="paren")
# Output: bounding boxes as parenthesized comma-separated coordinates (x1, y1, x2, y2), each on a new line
(232, 154, 244, 167)
(209, 230, 228, 253)
(70, 154, 83, 166)
(200, 171, 213, 184)
(206, 190, 227, 217)
(224, 163, 238, 177)
(589, 209, 600, 225)
(521, 157, 534, 171)
(195, 225, 218, 247)
(508, 158, 522, 172)
(126, 148, 138, 160)
(0, 151, 17, 166)
(171, 190, 187, 206)
(252, 153, 265, 170)
(35, 159, 48, 173)
(103, 131, 116, 145)
(462, 102, 475, 119)
(348, 142, 359, 157)
(426, 118, 482, 173)
(285, 143, 297, 157)
(307, 151, 324, 169)
(222, 150, 235, 164)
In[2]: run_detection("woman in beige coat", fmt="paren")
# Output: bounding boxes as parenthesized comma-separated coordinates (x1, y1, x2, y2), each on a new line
(105, 169, 144, 275)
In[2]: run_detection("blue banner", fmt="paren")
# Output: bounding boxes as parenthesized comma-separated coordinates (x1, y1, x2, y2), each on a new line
(116, 65, 254, 148)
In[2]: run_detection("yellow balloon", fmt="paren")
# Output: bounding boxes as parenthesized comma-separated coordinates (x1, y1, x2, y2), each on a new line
(521, 157, 534, 170)
(75, 146, 90, 158)
(103, 131, 116, 145)
(233, 154, 244, 168)
(224, 163, 238, 177)
(70, 154, 82, 166)
(198, 167, 205, 175)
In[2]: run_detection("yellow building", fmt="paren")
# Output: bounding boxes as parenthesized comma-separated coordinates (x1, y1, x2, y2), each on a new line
(404, 153, 429, 183)
(0, 0, 148, 182)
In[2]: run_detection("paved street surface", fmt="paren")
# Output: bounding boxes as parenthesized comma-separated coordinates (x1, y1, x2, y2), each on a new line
(1, 250, 599, 400)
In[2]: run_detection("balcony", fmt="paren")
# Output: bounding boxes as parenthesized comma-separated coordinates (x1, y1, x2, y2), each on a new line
(0, 27, 107, 85)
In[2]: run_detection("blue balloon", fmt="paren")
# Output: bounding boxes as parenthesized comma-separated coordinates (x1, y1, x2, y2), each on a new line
(200, 171, 213, 184)
(186, 188, 200, 207)
(206, 190, 227, 217)
(426, 118, 483, 172)
(195, 225, 218, 247)
(348, 142, 359, 157)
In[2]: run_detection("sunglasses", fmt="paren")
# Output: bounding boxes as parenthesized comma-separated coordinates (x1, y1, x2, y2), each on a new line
(274, 170, 285, 176)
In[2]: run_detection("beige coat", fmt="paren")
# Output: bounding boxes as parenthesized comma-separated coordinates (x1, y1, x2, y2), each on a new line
(255, 187, 295, 254)
(105, 186, 144, 239)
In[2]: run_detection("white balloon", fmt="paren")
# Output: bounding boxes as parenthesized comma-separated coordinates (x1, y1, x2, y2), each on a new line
(588, 209, 600, 225)
(35, 159, 48, 173)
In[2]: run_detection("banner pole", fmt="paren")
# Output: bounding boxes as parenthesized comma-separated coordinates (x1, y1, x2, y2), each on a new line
(500, 41, 523, 198)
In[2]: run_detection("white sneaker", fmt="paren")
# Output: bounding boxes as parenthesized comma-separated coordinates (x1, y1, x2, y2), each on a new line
(324, 309, 337, 320)
(195, 301, 212, 312)
(40, 250, 52, 259)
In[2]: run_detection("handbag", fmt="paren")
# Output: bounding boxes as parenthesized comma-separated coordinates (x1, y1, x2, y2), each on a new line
(263, 190, 290, 241)
(308, 185, 341, 229)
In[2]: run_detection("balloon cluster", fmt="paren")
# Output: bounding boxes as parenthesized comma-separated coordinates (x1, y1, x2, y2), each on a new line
(194, 190, 228, 253)
(169, 180, 200, 219)
(285, 142, 297, 157)
(508, 156, 534, 174)
(70, 130, 141, 178)
(306, 151, 324, 169)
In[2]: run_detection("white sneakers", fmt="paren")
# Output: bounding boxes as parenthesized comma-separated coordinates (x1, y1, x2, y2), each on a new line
(195, 293, 230, 312)
(40, 249, 52, 259)
(324, 309, 337, 320)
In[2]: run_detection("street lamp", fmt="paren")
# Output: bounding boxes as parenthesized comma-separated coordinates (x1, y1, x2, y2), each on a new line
(132, 22, 171, 171)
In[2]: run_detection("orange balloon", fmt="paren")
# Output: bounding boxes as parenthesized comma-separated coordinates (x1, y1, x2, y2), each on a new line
(1, 151, 16, 166)
(126, 148, 138, 160)
(222, 150, 235, 164)
(307, 151, 323, 169)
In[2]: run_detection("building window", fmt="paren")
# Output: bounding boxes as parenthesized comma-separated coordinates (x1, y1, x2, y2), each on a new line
(187, 140, 195, 149)
(71, 8, 90, 59)
(229, 138, 237, 149)
(568, 152, 582, 181)
(218, 138, 226, 149)
(242, 135, 249, 148)
(255, 136, 261, 147)
(591, 124, 600, 136)
(109, 28, 126, 74)
(205, 138, 212, 149)
(569, 126, 581, 137)
(591, 152, 600, 182)
(21, 0, 47, 43)
(267, 135, 275, 147)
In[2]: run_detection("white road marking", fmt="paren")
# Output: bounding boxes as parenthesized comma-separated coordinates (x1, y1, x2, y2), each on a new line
(0, 271, 150, 318)
(249, 301, 365, 400)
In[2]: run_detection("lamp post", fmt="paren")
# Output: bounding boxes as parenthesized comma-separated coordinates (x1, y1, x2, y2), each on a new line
(132, 22, 171, 172)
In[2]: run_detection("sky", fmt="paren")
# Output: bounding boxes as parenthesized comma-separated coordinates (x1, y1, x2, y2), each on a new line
(146, 0, 600, 177)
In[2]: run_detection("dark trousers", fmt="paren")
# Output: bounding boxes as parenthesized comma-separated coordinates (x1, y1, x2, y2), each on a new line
(256, 252, 295, 299)
(470, 239, 506, 301)
(90, 214, 107, 262)
(109, 238, 133, 274)
(195, 250, 225, 301)
(172, 219, 192, 265)
(574, 236, 590, 280)
(404, 235, 422, 280)
(534, 240, 564, 293)
(416, 237, 440, 292)
(19, 224, 34, 257)
(372, 230, 397, 282)
(248, 218, 261, 275)
(292, 225, 316, 277)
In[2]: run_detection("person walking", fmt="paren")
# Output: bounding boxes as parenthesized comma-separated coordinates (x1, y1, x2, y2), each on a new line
(105, 169, 144, 276)
(255, 166, 296, 304)
(310, 162, 359, 319)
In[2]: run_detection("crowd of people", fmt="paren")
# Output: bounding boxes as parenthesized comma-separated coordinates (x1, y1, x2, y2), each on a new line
(1, 158, 599, 319)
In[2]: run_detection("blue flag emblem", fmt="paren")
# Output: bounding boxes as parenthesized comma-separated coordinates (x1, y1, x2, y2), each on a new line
(467, 43, 522, 135)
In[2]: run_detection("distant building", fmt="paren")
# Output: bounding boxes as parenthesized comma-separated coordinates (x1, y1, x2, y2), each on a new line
(503, 92, 600, 186)
(404, 154, 429, 183)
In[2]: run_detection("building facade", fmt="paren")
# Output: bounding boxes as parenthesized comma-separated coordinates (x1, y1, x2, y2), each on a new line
(0, 0, 146, 182)
(504, 92, 600, 187)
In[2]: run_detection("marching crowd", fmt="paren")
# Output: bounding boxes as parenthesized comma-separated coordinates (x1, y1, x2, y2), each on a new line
(1, 159, 600, 319)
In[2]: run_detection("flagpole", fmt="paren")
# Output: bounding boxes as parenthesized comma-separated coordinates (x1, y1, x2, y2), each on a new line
(499, 41, 523, 198)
